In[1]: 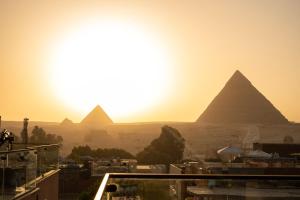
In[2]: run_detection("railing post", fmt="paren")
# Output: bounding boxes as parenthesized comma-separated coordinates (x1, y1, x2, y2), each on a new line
(1, 153, 6, 200)
(94, 173, 110, 200)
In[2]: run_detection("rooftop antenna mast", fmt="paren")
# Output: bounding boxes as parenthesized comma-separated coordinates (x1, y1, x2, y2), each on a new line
(21, 118, 29, 145)
(0, 116, 1, 130)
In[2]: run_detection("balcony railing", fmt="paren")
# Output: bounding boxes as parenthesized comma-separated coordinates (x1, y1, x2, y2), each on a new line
(95, 173, 300, 200)
(0, 144, 60, 200)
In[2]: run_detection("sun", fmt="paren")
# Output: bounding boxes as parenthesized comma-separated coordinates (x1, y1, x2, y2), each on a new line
(48, 20, 173, 119)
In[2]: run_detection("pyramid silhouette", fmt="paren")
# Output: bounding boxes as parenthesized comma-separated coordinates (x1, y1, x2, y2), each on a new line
(81, 105, 113, 127)
(60, 118, 73, 126)
(197, 70, 289, 124)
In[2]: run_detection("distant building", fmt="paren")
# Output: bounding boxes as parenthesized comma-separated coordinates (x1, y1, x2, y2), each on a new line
(134, 164, 166, 173)
(59, 162, 97, 200)
(170, 162, 300, 200)
(91, 159, 137, 176)
(169, 146, 300, 200)
(253, 142, 300, 158)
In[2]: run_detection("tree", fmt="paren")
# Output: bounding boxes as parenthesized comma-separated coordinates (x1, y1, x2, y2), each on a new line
(93, 148, 134, 159)
(68, 145, 93, 161)
(29, 126, 63, 144)
(136, 125, 185, 166)
(68, 145, 135, 162)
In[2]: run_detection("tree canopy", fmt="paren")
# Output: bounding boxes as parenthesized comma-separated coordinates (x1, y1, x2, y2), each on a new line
(68, 145, 135, 162)
(136, 125, 185, 165)
(29, 126, 63, 144)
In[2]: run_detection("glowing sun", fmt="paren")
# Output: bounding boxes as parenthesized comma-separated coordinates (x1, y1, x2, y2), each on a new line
(49, 20, 173, 119)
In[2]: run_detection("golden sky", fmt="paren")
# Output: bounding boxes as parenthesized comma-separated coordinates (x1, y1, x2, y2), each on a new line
(0, 0, 299, 123)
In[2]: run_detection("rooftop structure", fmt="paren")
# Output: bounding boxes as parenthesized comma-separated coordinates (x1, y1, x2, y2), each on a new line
(253, 142, 300, 158)
(94, 173, 300, 200)
(0, 144, 60, 200)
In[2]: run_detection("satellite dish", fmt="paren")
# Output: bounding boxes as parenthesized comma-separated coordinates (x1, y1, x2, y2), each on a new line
(217, 146, 242, 163)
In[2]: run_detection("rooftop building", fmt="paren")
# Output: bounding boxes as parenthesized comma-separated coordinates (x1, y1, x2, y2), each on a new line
(0, 144, 60, 200)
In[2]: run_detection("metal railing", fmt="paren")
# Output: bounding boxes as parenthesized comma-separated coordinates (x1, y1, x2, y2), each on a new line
(94, 173, 300, 200)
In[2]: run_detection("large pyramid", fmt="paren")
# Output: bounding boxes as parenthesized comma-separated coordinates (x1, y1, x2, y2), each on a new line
(81, 105, 113, 127)
(197, 70, 289, 124)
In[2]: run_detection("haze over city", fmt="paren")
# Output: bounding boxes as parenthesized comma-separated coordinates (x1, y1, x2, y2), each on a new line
(0, 0, 299, 123)
(1, 1, 300, 200)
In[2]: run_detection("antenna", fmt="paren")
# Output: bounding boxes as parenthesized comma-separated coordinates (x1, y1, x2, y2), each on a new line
(0, 116, 1, 130)
(21, 118, 29, 144)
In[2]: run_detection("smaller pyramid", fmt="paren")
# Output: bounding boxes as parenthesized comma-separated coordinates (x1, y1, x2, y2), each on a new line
(80, 105, 113, 127)
(197, 70, 289, 124)
(60, 118, 74, 127)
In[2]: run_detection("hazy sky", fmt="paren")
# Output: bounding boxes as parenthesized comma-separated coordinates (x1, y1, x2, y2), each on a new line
(0, 0, 299, 123)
